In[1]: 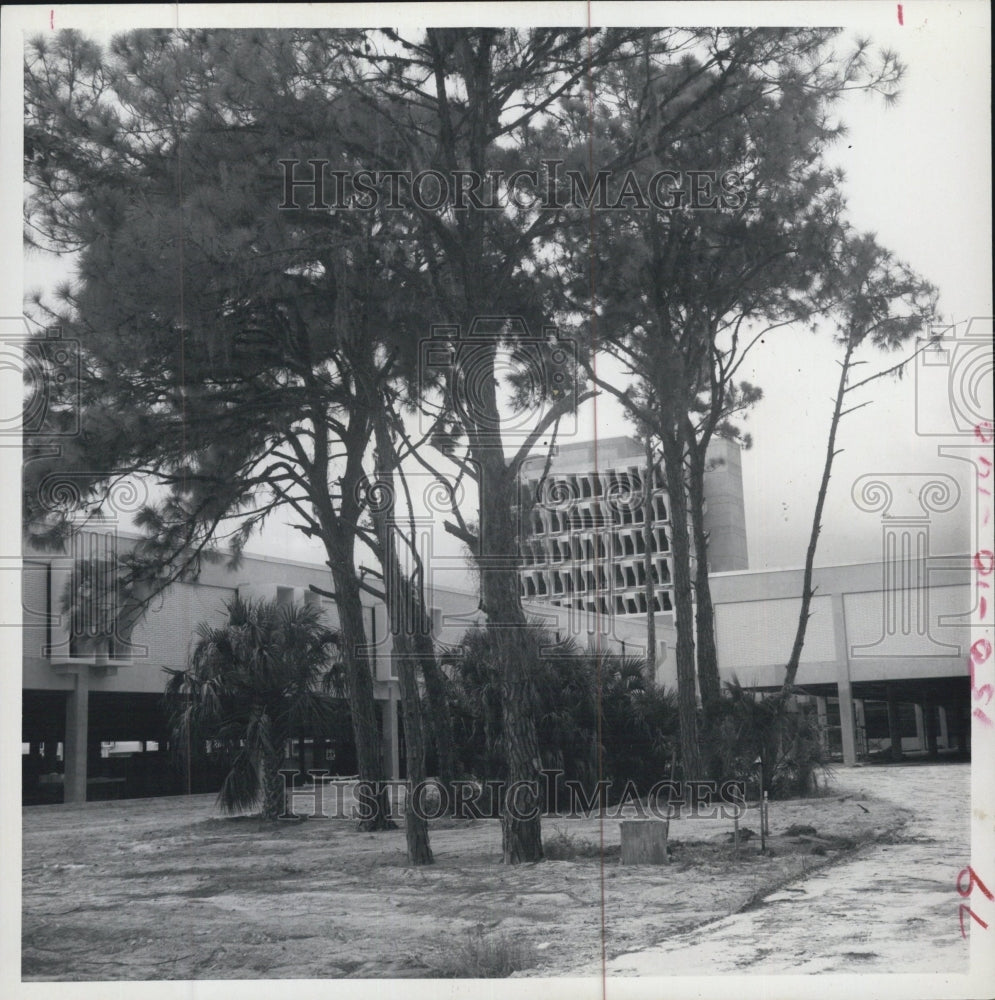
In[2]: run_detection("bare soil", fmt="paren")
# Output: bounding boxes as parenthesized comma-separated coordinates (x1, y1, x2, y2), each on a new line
(22, 781, 908, 980)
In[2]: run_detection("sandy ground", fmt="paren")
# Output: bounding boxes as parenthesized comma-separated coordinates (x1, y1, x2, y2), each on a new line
(20, 764, 923, 981)
(578, 762, 971, 977)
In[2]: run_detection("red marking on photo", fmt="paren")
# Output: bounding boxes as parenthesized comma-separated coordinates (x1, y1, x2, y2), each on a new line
(958, 866, 994, 901)
(897, 4, 904, 25)
(960, 904, 988, 937)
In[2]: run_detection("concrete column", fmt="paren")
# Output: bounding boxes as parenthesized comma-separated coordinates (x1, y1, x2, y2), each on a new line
(387, 684, 400, 780)
(886, 682, 905, 761)
(815, 696, 829, 753)
(944, 703, 962, 752)
(923, 700, 939, 758)
(959, 699, 972, 757)
(831, 593, 857, 765)
(913, 702, 925, 752)
(63, 672, 89, 803)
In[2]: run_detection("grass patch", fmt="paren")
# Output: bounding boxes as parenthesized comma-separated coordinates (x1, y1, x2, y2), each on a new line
(438, 927, 538, 978)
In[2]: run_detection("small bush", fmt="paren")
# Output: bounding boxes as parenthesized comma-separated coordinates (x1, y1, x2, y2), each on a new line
(543, 827, 604, 860)
(705, 680, 835, 799)
(440, 927, 537, 978)
(785, 823, 818, 837)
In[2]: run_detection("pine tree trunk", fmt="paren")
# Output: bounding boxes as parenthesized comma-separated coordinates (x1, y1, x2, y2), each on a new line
(783, 338, 855, 694)
(643, 435, 657, 677)
(659, 423, 703, 783)
(419, 41, 544, 860)
(408, 587, 459, 788)
(478, 461, 544, 864)
(372, 414, 433, 864)
(328, 548, 395, 831)
(686, 436, 724, 781)
(388, 629, 433, 863)
(687, 444, 722, 717)
(307, 363, 393, 830)
(497, 618, 545, 863)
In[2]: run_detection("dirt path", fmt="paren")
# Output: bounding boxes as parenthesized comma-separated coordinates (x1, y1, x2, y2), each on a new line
(22, 773, 913, 980)
(573, 763, 971, 977)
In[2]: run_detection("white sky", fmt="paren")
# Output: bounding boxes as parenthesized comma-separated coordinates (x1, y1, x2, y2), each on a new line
(3, 3, 992, 589)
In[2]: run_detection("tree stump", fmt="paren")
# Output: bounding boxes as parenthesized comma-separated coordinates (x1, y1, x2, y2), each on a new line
(620, 820, 670, 864)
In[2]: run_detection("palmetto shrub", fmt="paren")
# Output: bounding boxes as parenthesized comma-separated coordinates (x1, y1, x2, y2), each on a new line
(164, 595, 340, 819)
(444, 624, 679, 802)
(705, 678, 833, 799)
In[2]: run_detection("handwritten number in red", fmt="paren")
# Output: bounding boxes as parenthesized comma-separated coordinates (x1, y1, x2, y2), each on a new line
(960, 904, 989, 937)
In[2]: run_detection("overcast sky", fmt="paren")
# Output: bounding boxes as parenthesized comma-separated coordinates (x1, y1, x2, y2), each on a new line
(4, 3, 991, 591)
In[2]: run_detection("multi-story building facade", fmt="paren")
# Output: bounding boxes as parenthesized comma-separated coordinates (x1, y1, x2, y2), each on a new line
(517, 435, 748, 618)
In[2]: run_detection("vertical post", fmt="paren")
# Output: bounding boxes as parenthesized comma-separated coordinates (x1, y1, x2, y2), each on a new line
(761, 792, 770, 853)
(387, 683, 400, 781)
(815, 696, 829, 754)
(912, 702, 925, 753)
(886, 682, 905, 762)
(958, 698, 971, 757)
(368, 604, 378, 679)
(759, 794, 767, 854)
(923, 699, 939, 758)
(63, 672, 89, 803)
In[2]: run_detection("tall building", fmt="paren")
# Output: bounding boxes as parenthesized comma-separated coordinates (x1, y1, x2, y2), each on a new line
(701, 437, 749, 573)
(517, 435, 748, 618)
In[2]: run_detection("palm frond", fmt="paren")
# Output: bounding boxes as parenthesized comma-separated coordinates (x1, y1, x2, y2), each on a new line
(164, 594, 339, 814)
(217, 748, 261, 815)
